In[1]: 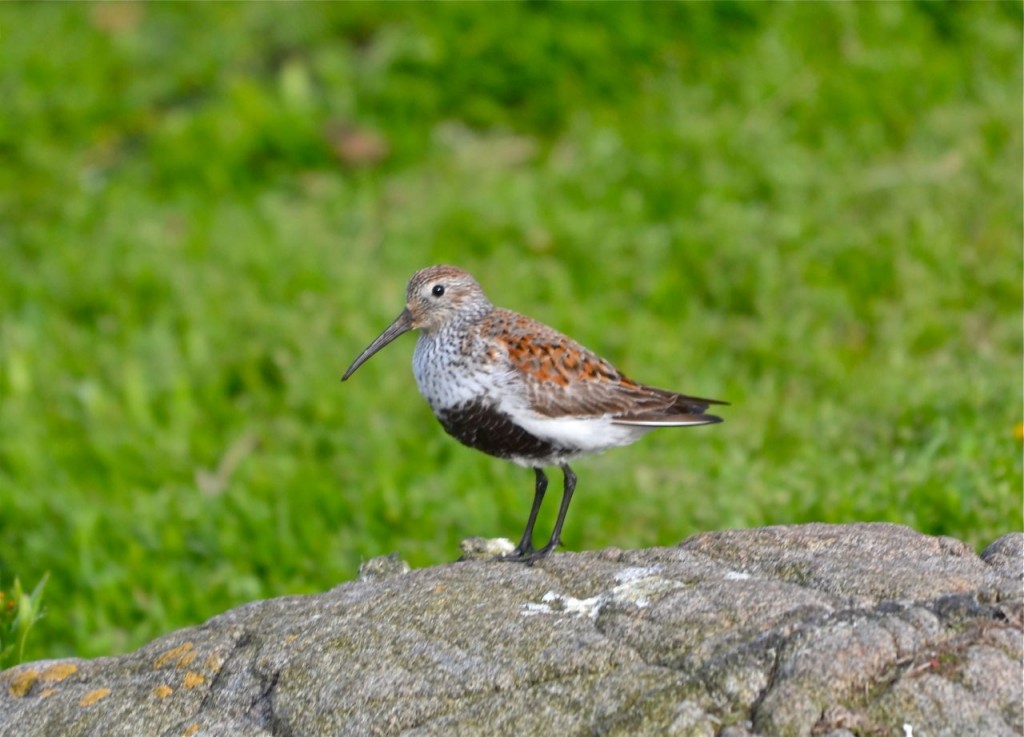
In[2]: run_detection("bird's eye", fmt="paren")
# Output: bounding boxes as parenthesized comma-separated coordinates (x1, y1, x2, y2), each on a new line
(431, 284, 445, 297)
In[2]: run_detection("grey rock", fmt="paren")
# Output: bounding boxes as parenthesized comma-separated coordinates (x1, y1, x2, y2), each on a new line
(1, 524, 1020, 737)
(981, 533, 1023, 584)
(358, 553, 411, 582)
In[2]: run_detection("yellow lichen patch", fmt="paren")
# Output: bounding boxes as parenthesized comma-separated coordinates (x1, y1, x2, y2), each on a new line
(203, 655, 224, 673)
(284, 634, 299, 645)
(154, 642, 196, 669)
(38, 688, 57, 699)
(182, 723, 200, 737)
(40, 662, 78, 683)
(182, 672, 205, 689)
(153, 684, 174, 698)
(6, 669, 38, 698)
(79, 687, 111, 707)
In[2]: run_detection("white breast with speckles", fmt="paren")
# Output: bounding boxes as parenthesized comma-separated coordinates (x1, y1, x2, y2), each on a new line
(412, 329, 516, 414)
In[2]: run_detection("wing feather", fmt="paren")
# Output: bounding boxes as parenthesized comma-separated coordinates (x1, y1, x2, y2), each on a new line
(480, 309, 727, 423)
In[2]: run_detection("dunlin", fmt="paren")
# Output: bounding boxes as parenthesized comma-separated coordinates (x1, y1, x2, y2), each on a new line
(342, 265, 726, 562)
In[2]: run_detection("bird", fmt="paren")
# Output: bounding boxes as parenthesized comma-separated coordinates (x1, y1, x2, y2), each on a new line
(342, 265, 726, 563)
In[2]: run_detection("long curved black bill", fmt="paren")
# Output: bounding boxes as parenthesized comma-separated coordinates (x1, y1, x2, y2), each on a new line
(341, 309, 414, 381)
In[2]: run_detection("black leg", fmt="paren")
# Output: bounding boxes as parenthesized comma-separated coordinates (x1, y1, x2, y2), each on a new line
(509, 468, 547, 558)
(517, 464, 577, 564)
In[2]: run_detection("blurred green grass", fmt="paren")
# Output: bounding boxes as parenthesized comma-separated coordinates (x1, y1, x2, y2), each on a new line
(0, 3, 1020, 661)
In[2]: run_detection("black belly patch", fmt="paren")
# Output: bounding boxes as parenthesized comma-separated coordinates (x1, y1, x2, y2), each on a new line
(436, 400, 567, 462)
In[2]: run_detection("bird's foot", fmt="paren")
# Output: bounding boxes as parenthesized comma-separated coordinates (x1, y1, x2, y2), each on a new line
(498, 546, 535, 564)
(498, 540, 559, 565)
